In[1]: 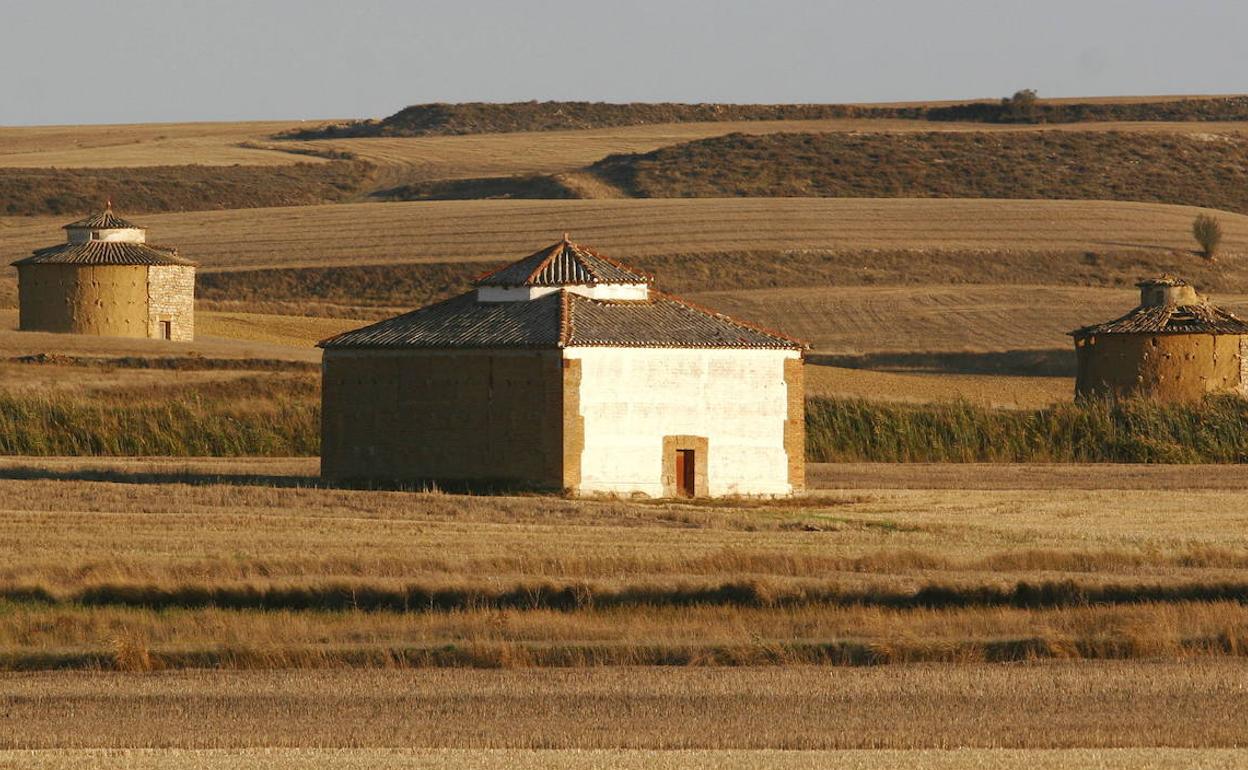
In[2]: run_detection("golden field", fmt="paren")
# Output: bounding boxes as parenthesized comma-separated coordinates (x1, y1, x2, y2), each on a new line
(0, 120, 319, 168)
(0, 458, 1245, 671)
(2, 664, 1248, 753)
(4, 197, 1245, 272)
(4, 749, 1248, 770)
(1, 456, 1247, 756)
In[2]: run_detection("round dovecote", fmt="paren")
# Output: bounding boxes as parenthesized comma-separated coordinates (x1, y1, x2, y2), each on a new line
(1070, 276, 1248, 402)
(11, 206, 197, 341)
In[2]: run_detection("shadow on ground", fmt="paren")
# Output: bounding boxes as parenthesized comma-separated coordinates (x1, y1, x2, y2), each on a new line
(809, 348, 1074, 377)
(0, 465, 320, 488)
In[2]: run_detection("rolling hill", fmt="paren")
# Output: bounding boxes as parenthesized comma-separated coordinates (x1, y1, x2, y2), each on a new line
(282, 96, 1248, 139)
(589, 131, 1248, 212)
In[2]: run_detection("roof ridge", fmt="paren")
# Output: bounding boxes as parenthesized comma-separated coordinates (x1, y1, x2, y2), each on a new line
(525, 242, 561, 284)
(573, 243, 603, 283)
(559, 289, 572, 347)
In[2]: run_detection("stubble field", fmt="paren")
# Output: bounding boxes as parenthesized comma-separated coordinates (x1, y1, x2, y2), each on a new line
(5, 197, 1244, 271)
(1, 459, 1247, 766)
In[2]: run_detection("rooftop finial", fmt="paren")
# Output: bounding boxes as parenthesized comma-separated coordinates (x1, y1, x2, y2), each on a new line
(562, 232, 570, 243)
(105, 198, 112, 211)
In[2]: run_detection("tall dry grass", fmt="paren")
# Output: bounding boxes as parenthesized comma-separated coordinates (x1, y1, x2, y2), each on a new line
(0, 373, 318, 456)
(807, 396, 1248, 462)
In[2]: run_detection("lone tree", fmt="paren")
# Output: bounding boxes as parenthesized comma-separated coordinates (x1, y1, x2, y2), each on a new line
(1193, 213, 1224, 260)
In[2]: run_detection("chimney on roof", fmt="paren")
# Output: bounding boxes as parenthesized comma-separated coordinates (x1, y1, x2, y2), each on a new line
(1138, 276, 1199, 307)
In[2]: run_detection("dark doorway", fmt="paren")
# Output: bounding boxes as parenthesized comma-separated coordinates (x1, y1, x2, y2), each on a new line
(675, 449, 696, 497)
(160, 321, 172, 340)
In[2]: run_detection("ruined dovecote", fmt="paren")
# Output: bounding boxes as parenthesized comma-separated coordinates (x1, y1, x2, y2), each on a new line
(11, 206, 196, 340)
(318, 236, 807, 496)
(1070, 276, 1248, 402)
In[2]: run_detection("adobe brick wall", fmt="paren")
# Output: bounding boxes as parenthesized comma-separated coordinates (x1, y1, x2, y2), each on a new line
(1075, 333, 1247, 402)
(561, 358, 584, 490)
(147, 265, 195, 341)
(784, 356, 806, 492)
(321, 348, 565, 486)
(17, 263, 149, 337)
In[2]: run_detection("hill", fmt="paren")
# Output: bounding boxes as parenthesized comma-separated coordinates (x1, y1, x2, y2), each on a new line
(589, 131, 1248, 212)
(282, 96, 1248, 139)
(0, 161, 371, 217)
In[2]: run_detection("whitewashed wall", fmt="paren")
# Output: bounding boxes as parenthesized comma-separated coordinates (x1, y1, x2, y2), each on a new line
(477, 283, 650, 302)
(66, 227, 146, 244)
(565, 346, 798, 497)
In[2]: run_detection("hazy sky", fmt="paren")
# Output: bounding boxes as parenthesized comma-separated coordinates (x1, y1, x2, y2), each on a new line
(3, 0, 1246, 126)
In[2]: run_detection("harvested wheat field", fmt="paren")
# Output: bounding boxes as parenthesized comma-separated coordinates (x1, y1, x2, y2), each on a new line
(2, 664, 1247, 752)
(0, 458, 1246, 672)
(0, 310, 319, 362)
(805, 365, 1070, 407)
(196, 311, 363, 348)
(5, 748, 1246, 770)
(695, 284, 1248, 355)
(0, 121, 320, 168)
(4, 198, 1243, 273)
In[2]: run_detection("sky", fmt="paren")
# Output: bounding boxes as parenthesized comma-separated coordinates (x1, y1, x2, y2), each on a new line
(2, 0, 1246, 126)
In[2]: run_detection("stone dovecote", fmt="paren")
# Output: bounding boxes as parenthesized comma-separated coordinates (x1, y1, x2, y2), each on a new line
(12, 206, 197, 340)
(319, 236, 807, 497)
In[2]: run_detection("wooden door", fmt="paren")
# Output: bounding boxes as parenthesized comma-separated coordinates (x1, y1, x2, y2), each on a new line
(675, 449, 695, 497)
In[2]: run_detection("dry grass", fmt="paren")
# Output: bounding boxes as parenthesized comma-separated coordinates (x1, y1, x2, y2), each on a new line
(592, 132, 1248, 213)
(1, 460, 1246, 589)
(5, 198, 1243, 273)
(2, 663, 1247, 749)
(3, 748, 1246, 770)
(0, 462, 1245, 670)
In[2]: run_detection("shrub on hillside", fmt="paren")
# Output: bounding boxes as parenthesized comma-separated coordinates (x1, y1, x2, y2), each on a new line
(1193, 213, 1224, 260)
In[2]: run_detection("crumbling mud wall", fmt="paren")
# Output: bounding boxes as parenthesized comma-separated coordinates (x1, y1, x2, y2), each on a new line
(17, 264, 149, 337)
(1075, 333, 1248, 402)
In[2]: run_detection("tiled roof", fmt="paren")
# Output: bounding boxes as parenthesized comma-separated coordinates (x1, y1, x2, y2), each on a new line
(474, 236, 652, 287)
(12, 241, 196, 267)
(566, 291, 805, 349)
(63, 209, 142, 230)
(319, 289, 804, 350)
(319, 291, 564, 349)
(1071, 302, 1248, 336)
